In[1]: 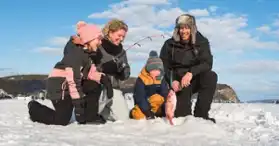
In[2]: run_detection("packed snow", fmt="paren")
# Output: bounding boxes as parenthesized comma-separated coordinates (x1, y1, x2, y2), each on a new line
(0, 96, 279, 146)
(0, 89, 13, 99)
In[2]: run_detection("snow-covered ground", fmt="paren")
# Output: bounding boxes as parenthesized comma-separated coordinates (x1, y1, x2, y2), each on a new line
(0, 99, 279, 146)
(0, 89, 13, 99)
(16, 96, 33, 100)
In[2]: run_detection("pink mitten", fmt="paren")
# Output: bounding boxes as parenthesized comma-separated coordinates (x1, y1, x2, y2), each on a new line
(87, 64, 103, 83)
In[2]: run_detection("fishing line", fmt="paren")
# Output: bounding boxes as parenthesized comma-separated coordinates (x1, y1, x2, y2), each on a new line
(122, 32, 172, 53)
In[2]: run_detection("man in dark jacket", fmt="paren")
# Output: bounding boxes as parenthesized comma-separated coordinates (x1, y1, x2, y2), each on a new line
(159, 14, 218, 123)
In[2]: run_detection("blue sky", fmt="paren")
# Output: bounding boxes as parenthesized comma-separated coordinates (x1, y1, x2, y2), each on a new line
(0, 0, 279, 101)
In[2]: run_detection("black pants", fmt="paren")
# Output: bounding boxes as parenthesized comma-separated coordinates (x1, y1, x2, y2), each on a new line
(28, 80, 102, 125)
(82, 80, 102, 122)
(174, 71, 218, 118)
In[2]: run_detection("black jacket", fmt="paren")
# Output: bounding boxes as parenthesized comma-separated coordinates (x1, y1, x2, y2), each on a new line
(46, 37, 99, 100)
(93, 39, 130, 87)
(159, 31, 213, 85)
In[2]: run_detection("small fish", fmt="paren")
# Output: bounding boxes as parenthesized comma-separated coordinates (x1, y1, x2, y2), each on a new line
(165, 90, 177, 125)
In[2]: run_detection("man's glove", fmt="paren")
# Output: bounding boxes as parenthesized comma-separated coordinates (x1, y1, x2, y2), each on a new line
(72, 98, 86, 124)
(100, 75, 113, 99)
(143, 110, 155, 120)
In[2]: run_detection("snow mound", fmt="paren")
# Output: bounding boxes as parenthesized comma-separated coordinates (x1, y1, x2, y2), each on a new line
(0, 89, 13, 99)
(123, 93, 134, 110)
(0, 99, 279, 145)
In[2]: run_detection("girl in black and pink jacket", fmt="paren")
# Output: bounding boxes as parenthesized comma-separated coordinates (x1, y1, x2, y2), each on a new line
(28, 22, 113, 125)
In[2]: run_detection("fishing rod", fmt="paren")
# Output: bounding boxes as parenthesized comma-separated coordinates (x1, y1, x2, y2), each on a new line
(112, 33, 171, 62)
(124, 33, 171, 52)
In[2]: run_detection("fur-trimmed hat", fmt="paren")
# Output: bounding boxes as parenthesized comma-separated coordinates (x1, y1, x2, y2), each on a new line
(172, 14, 197, 44)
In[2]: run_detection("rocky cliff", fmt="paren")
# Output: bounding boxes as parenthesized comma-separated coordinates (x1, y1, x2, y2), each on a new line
(214, 84, 240, 103)
(0, 75, 47, 96)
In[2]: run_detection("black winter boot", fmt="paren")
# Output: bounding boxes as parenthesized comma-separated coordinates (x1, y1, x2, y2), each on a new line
(28, 100, 37, 110)
(194, 113, 216, 124)
(100, 102, 117, 122)
(28, 100, 39, 122)
(87, 115, 107, 125)
(205, 117, 216, 123)
(28, 100, 56, 124)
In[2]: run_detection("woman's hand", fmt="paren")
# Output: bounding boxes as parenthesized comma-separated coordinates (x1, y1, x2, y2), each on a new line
(87, 64, 104, 83)
(88, 72, 104, 83)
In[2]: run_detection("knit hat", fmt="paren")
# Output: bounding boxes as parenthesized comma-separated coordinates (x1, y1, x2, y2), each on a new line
(172, 14, 197, 44)
(76, 23, 102, 45)
(76, 21, 86, 32)
(145, 50, 164, 79)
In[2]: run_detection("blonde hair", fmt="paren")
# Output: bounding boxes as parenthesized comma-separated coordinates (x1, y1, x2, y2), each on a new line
(102, 19, 128, 38)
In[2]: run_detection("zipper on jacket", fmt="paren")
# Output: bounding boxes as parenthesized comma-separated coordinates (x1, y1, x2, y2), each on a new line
(61, 80, 67, 100)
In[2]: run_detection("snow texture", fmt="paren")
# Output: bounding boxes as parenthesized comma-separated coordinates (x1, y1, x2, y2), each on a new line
(0, 96, 279, 146)
(0, 89, 13, 99)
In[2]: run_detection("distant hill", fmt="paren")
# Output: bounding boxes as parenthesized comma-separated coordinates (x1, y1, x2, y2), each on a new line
(0, 74, 241, 102)
(0, 74, 47, 96)
(246, 99, 279, 104)
(2, 74, 48, 81)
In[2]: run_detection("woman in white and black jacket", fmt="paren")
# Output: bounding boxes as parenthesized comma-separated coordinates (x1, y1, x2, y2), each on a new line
(83, 19, 131, 122)
(95, 19, 130, 87)
(28, 23, 113, 126)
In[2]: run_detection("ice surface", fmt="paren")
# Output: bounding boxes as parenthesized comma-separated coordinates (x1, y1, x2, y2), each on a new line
(0, 98, 279, 146)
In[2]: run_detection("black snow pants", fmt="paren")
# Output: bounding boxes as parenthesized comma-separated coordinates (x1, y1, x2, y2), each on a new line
(81, 79, 103, 122)
(174, 70, 218, 119)
(28, 80, 103, 125)
(28, 95, 74, 126)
